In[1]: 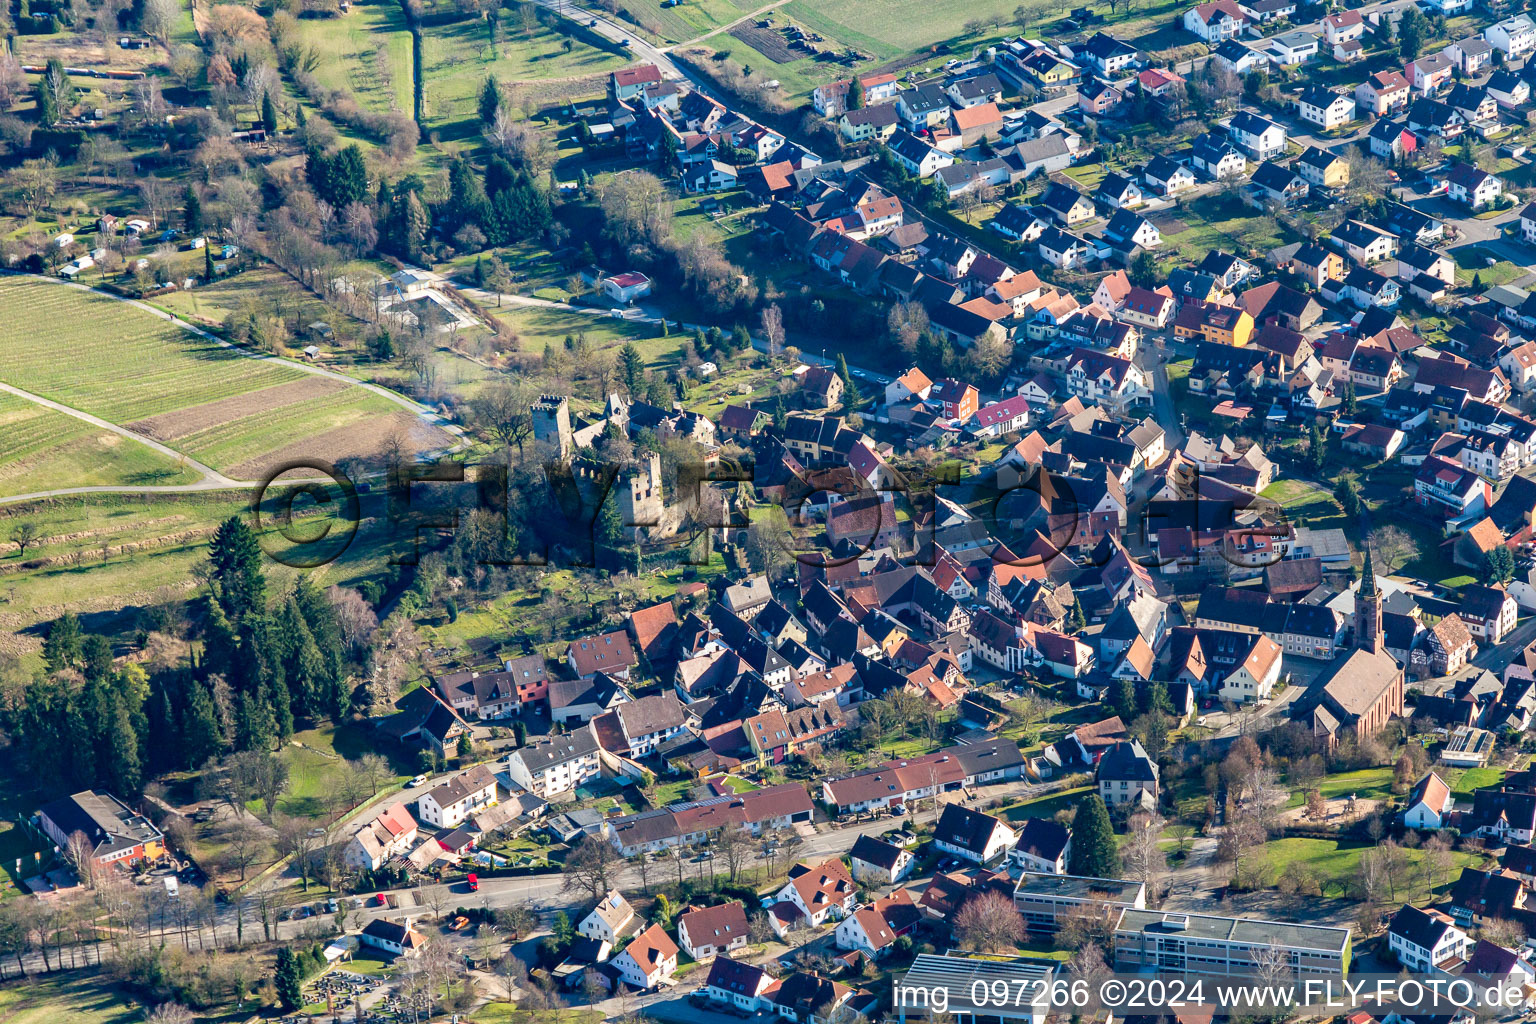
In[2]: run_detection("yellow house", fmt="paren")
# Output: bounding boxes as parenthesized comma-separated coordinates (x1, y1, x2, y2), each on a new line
(1174, 299, 1255, 346)
(1296, 146, 1350, 189)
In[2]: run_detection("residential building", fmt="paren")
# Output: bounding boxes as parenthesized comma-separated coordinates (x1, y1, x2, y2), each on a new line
(417, 765, 498, 829)
(1298, 86, 1355, 130)
(677, 902, 749, 961)
(1389, 905, 1469, 971)
(932, 804, 1018, 866)
(504, 724, 602, 797)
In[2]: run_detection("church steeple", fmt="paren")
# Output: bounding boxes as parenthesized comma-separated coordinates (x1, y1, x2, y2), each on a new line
(1356, 547, 1383, 653)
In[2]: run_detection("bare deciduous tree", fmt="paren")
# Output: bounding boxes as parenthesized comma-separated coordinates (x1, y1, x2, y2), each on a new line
(952, 890, 1024, 953)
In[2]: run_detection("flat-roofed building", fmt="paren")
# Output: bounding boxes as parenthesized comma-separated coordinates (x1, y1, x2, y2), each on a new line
(1012, 872, 1146, 932)
(1114, 909, 1351, 977)
(896, 953, 1059, 1024)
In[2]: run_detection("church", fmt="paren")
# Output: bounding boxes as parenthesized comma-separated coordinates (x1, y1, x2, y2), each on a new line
(1290, 550, 1406, 748)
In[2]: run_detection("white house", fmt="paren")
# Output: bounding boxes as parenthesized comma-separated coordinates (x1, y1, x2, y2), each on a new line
(359, 919, 427, 957)
(1184, 0, 1251, 42)
(1227, 111, 1287, 160)
(1486, 14, 1536, 58)
(1298, 87, 1356, 131)
(705, 960, 775, 1013)
(849, 834, 916, 885)
(1449, 163, 1503, 210)
(833, 891, 920, 959)
(1257, 29, 1319, 64)
(676, 902, 749, 961)
(503, 725, 602, 797)
(1403, 772, 1455, 830)
(612, 924, 679, 989)
(342, 804, 419, 871)
(931, 804, 1018, 866)
(775, 859, 858, 926)
(416, 765, 497, 829)
(578, 889, 639, 943)
(1388, 905, 1469, 972)
(1005, 818, 1073, 874)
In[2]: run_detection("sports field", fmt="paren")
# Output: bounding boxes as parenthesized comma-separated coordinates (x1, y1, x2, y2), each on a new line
(0, 278, 454, 480)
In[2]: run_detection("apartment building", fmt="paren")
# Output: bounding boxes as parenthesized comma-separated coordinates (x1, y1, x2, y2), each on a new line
(503, 723, 602, 797)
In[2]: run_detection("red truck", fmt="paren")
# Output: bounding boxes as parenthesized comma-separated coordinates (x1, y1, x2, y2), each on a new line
(466, 873, 479, 892)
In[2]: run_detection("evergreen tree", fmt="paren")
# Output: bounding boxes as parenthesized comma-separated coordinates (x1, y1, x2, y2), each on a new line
(209, 517, 266, 621)
(205, 243, 215, 281)
(478, 75, 502, 126)
(1070, 597, 1087, 632)
(34, 78, 58, 127)
(848, 76, 866, 110)
(274, 948, 303, 1011)
(1145, 680, 1172, 717)
(329, 145, 369, 209)
(1112, 676, 1137, 722)
(445, 155, 490, 236)
(104, 701, 143, 792)
(1307, 421, 1326, 473)
(43, 612, 82, 673)
(82, 633, 114, 682)
(620, 343, 646, 396)
(596, 492, 624, 548)
(513, 720, 528, 746)
(401, 191, 430, 261)
(1067, 794, 1121, 878)
(261, 90, 278, 135)
(184, 185, 203, 234)
(1342, 381, 1357, 416)
(835, 352, 852, 387)
(235, 689, 277, 752)
(182, 681, 223, 767)
(732, 324, 751, 352)
(1484, 545, 1517, 585)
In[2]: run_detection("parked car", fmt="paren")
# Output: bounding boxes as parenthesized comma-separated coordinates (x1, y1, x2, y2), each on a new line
(407, 774, 427, 787)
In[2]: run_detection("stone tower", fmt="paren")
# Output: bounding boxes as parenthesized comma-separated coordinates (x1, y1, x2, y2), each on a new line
(617, 452, 665, 539)
(1356, 548, 1383, 654)
(531, 395, 572, 457)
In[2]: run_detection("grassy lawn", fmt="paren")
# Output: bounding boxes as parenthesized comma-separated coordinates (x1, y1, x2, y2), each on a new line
(1260, 479, 1351, 538)
(1158, 193, 1295, 264)
(1444, 766, 1506, 796)
(419, 16, 629, 128)
(998, 785, 1093, 824)
(0, 489, 406, 673)
(1252, 837, 1486, 901)
(1064, 163, 1108, 191)
(1283, 767, 1394, 808)
(292, 2, 415, 115)
(473, 1006, 603, 1024)
(618, 0, 756, 43)
(503, 305, 683, 369)
(1452, 246, 1525, 288)
(0, 974, 146, 1024)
